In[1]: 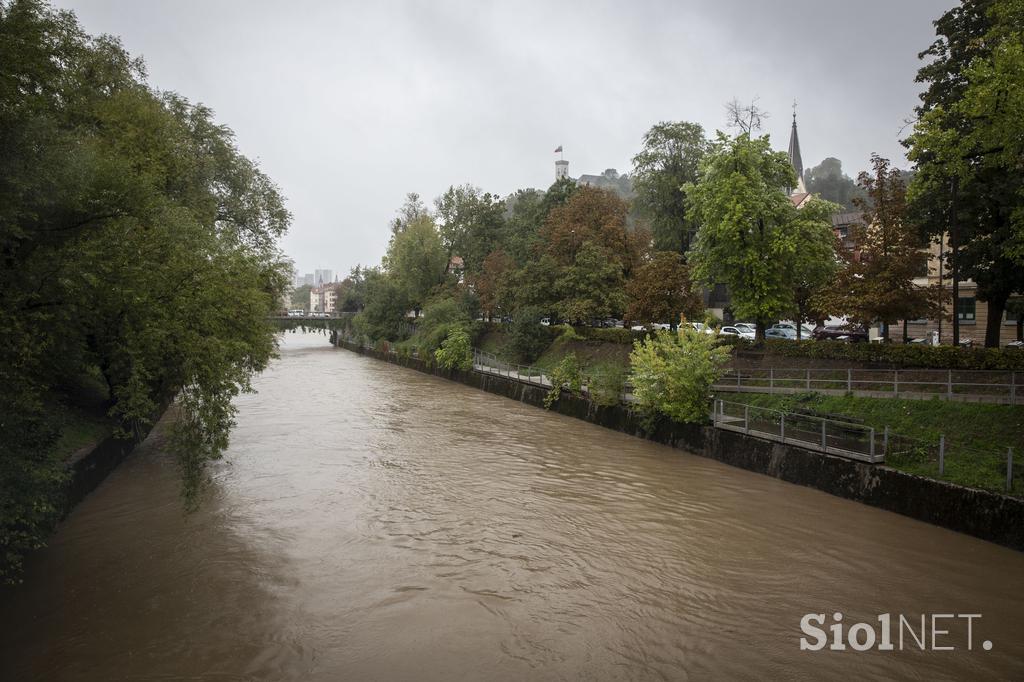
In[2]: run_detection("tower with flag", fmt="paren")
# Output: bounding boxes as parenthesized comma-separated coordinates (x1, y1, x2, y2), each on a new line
(554, 145, 568, 180)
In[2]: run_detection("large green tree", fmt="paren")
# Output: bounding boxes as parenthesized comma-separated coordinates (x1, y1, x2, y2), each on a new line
(1, 0, 290, 580)
(631, 121, 709, 254)
(383, 214, 447, 313)
(905, 0, 1024, 347)
(685, 134, 837, 342)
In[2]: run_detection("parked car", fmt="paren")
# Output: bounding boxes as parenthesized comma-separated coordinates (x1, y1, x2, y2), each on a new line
(689, 322, 716, 335)
(734, 323, 756, 333)
(765, 327, 797, 340)
(287, 309, 305, 317)
(812, 323, 869, 343)
(720, 325, 755, 340)
(771, 322, 815, 339)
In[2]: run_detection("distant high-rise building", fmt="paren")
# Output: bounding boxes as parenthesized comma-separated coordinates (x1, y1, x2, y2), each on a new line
(314, 269, 333, 286)
(301, 273, 315, 287)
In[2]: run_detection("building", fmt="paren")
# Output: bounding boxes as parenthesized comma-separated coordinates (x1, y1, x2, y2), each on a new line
(888, 235, 1022, 346)
(314, 269, 333, 287)
(551, 156, 635, 200)
(310, 282, 341, 314)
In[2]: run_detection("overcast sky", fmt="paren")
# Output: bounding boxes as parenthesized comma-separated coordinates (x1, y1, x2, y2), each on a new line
(56, 0, 956, 278)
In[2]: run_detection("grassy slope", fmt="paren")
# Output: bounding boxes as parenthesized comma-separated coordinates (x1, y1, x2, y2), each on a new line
(715, 391, 1023, 496)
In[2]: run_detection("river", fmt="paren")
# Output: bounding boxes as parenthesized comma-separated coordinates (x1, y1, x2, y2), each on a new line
(1, 332, 1022, 680)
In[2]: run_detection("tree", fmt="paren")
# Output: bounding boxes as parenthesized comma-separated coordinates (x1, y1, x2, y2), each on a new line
(822, 155, 945, 340)
(804, 158, 866, 211)
(354, 268, 410, 341)
(685, 134, 837, 342)
(434, 184, 507, 275)
(631, 121, 710, 253)
(1, 0, 291, 579)
(905, 0, 1024, 347)
(541, 185, 648, 276)
(473, 249, 514, 320)
(389, 192, 429, 235)
(290, 284, 312, 309)
(629, 328, 730, 424)
(554, 242, 627, 323)
(724, 97, 769, 134)
(625, 252, 703, 326)
(383, 214, 447, 312)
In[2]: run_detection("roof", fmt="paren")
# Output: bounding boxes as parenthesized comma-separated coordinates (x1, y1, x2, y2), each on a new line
(830, 211, 865, 227)
(789, 192, 810, 207)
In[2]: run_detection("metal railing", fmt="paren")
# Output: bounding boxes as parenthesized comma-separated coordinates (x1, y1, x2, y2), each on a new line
(714, 367, 1021, 405)
(712, 399, 885, 463)
(472, 348, 553, 389)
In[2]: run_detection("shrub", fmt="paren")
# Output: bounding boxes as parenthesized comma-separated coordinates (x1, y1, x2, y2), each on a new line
(434, 327, 473, 371)
(586, 365, 629, 407)
(545, 352, 583, 408)
(510, 306, 556, 362)
(629, 328, 731, 423)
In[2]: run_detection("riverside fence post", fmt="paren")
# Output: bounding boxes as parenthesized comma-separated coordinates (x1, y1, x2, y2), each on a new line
(894, 370, 899, 396)
(847, 369, 852, 393)
(883, 426, 889, 456)
(1008, 447, 1014, 492)
(770, 368, 774, 391)
(806, 369, 811, 390)
(869, 428, 875, 460)
(821, 420, 827, 450)
(947, 370, 953, 399)
(780, 413, 785, 442)
(939, 435, 945, 476)
(1012, 372, 1017, 405)
(744, 405, 749, 433)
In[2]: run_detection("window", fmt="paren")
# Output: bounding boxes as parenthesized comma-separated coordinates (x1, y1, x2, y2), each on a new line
(956, 297, 976, 322)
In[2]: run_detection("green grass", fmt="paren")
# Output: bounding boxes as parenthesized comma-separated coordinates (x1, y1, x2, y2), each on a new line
(716, 391, 1024, 496)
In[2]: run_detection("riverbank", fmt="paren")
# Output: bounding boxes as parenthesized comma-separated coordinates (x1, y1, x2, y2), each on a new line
(334, 336, 1024, 551)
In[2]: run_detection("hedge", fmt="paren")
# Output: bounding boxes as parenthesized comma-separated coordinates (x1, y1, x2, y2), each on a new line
(749, 339, 1024, 371)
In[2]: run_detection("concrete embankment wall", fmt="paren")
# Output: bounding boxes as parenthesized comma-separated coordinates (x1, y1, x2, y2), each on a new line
(61, 406, 170, 518)
(335, 338, 1024, 552)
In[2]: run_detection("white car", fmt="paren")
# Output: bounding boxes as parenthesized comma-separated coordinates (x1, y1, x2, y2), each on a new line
(689, 322, 716, 335)
(719, 325, 755, 340)
(734, 323, 756, 333)
(772, 322, 815, 338)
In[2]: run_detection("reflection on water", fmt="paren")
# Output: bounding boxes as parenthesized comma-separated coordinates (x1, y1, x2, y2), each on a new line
(2, 332, 1022, 680)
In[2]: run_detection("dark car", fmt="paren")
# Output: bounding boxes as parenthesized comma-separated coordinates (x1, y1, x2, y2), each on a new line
(812, 324, 869, 343)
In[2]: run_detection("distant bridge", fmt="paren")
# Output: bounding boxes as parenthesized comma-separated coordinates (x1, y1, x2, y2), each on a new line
(267, 313, 353, 333)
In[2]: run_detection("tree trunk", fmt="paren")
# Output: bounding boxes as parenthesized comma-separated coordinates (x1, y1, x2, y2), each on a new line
(755, 320, 766, 345)
(881, 321, 890, 343)
(985, 293, 1008, 348)
(902, 319, 909, 344)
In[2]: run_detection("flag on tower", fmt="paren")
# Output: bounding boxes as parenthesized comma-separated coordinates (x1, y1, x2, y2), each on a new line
(553, 145, 562, 153)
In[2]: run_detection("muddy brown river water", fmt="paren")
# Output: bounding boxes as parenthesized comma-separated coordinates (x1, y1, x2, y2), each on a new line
(1, 333, 1022, 680)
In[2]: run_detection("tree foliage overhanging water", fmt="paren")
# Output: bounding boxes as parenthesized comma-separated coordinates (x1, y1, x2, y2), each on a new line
(0, 0, 291, 580)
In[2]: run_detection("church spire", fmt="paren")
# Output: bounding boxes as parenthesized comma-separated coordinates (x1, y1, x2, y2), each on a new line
(787, 101, 806, 194)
